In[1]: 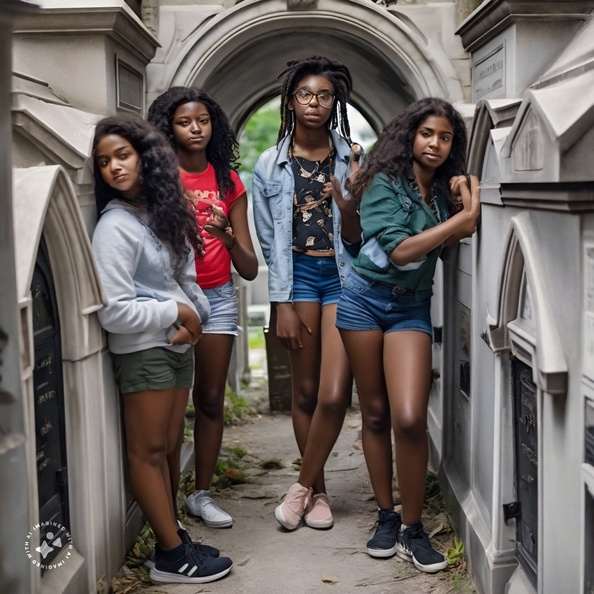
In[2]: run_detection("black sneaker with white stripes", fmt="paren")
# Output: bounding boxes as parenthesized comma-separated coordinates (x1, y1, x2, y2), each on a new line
(396, 523, 448, 573)
(149, 542, 232, 584)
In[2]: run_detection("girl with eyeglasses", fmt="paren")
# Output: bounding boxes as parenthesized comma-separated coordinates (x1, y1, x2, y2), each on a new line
(253, 55, 362, 531)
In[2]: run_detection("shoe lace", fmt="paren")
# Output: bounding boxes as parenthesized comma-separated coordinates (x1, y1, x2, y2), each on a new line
(185, 544, 208, 570)
(370, 512, 400, 534)
(402, 523, 428, 547)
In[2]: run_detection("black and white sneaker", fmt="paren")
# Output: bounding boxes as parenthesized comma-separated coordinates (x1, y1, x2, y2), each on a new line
(366, 509, 402, 558)
(178, 528, 220, 557)
(144, 533, 219, 571)
(149, 543, 232, 584)
(397, 523, 448, 573)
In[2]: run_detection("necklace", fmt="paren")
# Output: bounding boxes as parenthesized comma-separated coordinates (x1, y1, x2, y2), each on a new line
(289, 136, 334, 183)
(429, 193, 441, 223)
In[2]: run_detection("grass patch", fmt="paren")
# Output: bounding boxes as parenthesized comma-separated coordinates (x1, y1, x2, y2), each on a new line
(224, 387, 254, 425)
(248, 327, 265, 350)
(233, 446, 247, 458)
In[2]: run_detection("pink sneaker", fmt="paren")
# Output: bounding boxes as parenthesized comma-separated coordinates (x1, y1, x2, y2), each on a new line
(304, 493, 334, 529)
(275, 483, 312, 530)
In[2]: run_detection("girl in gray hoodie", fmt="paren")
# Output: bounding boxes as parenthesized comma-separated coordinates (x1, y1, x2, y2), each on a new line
(91, 115, 232, 584)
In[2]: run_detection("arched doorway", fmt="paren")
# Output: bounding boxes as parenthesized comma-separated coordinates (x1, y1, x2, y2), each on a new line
(153, 0, 466, 131)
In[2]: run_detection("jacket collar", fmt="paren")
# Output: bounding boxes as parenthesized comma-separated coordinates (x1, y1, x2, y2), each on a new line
(275, 130, 350, 167)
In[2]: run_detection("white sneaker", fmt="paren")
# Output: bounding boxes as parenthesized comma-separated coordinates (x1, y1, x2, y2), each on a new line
(186, 490, 233, 528)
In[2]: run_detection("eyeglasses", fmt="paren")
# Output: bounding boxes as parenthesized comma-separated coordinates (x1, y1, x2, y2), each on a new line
(292, 90, 335, 109)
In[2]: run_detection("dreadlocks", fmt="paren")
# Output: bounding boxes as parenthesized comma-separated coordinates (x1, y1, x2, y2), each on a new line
(277, 55, 353, 144)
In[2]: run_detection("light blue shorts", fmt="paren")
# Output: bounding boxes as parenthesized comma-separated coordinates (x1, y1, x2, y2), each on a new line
(202, 280, 239, 335)
(336, 271, 433, 337)
(292, 253, 342, 305)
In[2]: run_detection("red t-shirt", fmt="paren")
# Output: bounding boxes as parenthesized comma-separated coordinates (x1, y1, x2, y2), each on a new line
(180, 164, 245, 289)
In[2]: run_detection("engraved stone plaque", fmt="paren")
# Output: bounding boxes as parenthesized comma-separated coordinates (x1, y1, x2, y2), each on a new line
(474, 45, 505, 101)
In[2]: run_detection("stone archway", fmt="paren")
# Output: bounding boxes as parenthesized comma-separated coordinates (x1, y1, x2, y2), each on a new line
(154, 0, 466, 131)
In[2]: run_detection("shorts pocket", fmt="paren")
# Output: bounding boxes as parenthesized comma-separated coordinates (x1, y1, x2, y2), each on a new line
(343, 271, 373, 295)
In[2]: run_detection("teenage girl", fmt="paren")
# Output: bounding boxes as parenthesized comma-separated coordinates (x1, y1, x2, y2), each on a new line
(336, 98, 480, 572)
(148, 88, 258, 528)
(91, 115, 233, 584)
(252, 56, 362, 530)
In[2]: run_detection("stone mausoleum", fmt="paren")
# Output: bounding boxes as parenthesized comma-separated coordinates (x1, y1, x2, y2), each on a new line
(0, 0, 592, 592)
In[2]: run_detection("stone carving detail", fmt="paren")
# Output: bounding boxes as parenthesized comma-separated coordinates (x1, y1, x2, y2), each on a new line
(141, 0, 159, 35)
(513, 110, 543, 172)
(287, 0, 319, 10)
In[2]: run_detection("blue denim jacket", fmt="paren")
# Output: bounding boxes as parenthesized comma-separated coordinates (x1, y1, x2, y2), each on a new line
(252, 131, 357, 302)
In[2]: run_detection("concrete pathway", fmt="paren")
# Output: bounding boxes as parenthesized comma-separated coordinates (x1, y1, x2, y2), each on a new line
(121, 377, 476, 594)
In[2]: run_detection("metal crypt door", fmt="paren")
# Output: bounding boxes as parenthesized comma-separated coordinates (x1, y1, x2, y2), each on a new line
(31, 238, 70, 569)
(511, 356, 538, 586)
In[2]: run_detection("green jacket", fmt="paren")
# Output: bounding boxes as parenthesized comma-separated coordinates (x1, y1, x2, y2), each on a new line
(352, 173, 448, 290)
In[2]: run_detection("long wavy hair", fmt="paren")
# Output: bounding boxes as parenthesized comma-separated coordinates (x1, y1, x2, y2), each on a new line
(92, 115, 202, 257)
(277, 55, 353, 144)
(350, 98, 468, 209)
(147, 86, 239, 202)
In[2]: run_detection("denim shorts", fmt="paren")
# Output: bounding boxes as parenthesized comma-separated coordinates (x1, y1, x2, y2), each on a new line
(202, 280, 239, 335)
(292, 252, 342, 305)
(336, 271, 433, 337)
(111, 347, 194, 394)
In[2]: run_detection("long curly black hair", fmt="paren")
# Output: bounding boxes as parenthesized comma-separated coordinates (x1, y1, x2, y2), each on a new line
(350, 98, 468, 208)
(277, 55, 353, 144)
(147, 86, 239, 202)
(92, 115, 203, 257)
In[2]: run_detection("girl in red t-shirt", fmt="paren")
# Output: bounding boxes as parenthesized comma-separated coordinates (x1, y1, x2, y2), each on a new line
(149, 88, 258, 528)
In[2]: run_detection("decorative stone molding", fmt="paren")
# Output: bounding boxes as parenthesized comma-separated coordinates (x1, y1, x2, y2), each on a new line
(12, 165, 104, 361)
(155, 0, 466, 131)
(487, 211, 568, 394)
(457, 0, 592, 53)
(14, 0, 159, 63)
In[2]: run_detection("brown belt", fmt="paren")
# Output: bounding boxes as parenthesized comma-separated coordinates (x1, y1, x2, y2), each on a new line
(293, 249, 335, 258)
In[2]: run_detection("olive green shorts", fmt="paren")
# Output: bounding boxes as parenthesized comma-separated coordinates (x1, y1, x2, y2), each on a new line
(111, 347, 194, 394)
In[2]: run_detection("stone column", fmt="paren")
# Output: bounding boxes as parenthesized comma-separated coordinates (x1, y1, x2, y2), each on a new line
(0, 2, 37, 593)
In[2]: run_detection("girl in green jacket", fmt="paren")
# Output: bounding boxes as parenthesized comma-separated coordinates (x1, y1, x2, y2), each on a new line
(336, 98, 480, 573)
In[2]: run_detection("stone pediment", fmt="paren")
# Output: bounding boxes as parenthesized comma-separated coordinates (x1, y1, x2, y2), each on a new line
(12, 90, 99, 185)
(532, 13, 594, 90)
(501, 68, 594, 185)
(467, 98, 521, 174)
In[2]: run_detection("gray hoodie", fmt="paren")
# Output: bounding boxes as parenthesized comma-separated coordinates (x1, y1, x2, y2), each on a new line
(91, 199, 210, 354)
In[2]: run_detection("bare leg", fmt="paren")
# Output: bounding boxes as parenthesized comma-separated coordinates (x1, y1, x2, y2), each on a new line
(339, 328, 394, 509)
(166, 388, 191, 515)
(383, 331, 432, 525)
(296, 303, 352, 493)
(124, 388, 187, 549)
(192, 334, 234, 490)
(286, 301, 321, 486)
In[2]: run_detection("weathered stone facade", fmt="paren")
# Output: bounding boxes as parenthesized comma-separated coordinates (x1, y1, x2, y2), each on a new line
(1, 0, 592, 592)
